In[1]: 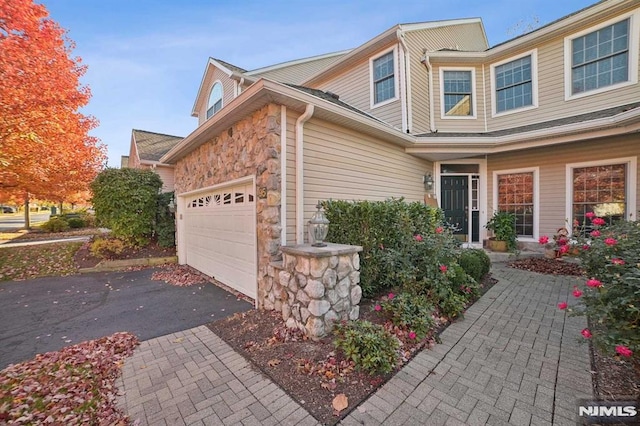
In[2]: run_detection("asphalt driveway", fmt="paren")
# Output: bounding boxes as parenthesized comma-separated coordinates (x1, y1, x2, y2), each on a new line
(0, 268, 251, 369)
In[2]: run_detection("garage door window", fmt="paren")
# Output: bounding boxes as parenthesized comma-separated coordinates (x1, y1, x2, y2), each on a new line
(186, 184, 254, 209)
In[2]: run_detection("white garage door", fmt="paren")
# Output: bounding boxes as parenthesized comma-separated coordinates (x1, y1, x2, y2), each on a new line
(183, 182, 256, 299)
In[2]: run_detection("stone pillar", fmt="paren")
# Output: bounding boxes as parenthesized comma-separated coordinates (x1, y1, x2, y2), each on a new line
(265, 243, 363, 340)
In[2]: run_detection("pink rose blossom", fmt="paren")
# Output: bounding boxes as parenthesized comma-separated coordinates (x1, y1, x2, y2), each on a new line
(557, 238, 568, 246)
(590, 230, 601, 237)
(615, 345, 633, 357)
(573, 288, 583, 298)
(585, 212, 596, 219)
(388, 292, 395, 300)
(586, 279, 602, 288)
(374, 304, 382, 312)
(582, 244, 590, 251)
(408, 331, 417, 340)
(611, 258, 625, 265)
(592, 217, 606, 226)
(414, 234, 423, 242)
(435, 227, 443, 234)
(604, 238, 617, 246)
(558, 245, 570, 254)
(539, 236, 549, 245)
(581, 329, 592, 339)
(439, 265, 448, 273)
(558, 302, 568, 310)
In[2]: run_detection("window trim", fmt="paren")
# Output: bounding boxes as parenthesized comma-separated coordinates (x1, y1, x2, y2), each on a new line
(369, 46, 399, 109)
(492, 167, 540, 242)
(564, 10, 640, 101)
(490, 49, 538, 118)
(565, 156, 637, 231)
(439, 67, 477, 120)
(206, 80, 224, 119)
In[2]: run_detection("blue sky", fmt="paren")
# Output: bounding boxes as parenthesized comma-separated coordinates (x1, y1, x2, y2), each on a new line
(41, 0, 596, 167)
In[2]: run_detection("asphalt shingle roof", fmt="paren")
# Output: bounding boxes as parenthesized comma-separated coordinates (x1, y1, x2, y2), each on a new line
(133, 130, 183, 162)
(416, 102, 640, 138)
(213, 58, 247, 74)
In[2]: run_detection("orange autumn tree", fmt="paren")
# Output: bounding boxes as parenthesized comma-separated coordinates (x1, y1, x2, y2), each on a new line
(0, 0, 106, 226)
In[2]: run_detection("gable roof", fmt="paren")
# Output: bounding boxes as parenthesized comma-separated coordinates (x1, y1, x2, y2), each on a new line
(247, 50, 352, 85)
(132, 129, 183, 163)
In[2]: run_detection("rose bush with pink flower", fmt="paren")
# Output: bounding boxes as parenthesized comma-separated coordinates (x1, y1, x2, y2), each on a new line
(572, 218, 640, 364)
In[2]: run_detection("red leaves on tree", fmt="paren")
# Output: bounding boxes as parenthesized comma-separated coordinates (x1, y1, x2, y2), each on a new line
(0, 0, 106, 202)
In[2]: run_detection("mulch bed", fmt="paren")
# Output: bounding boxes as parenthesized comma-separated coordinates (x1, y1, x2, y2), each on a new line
(508, 256, 584, 276)
(208, 274, 497, 425)
(73, 239, 176, 269)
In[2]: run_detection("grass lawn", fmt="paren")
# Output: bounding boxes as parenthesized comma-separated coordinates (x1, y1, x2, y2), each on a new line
(0, 242, 82, 281)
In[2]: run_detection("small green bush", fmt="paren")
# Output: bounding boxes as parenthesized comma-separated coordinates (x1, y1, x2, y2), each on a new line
(66, 217, 86, 229)
(377, 292, 434, 340)
(156, 192, 176, 248)
(90, 237, 129, 259)
(41, 217, 69, 233)
(333, 321, 399, 374)
(458, 249, 491, 282)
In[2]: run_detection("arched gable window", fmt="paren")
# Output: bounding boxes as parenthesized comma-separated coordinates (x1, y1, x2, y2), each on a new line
(206, 82, 223, 119)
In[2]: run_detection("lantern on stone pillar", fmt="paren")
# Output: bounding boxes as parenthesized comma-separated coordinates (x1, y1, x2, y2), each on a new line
(308, 201, 329, 247)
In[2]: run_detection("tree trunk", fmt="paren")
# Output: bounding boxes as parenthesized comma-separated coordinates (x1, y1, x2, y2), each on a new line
(24, 194, 31, 230)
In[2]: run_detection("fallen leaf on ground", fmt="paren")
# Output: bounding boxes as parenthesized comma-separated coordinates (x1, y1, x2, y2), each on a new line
(332, 393, 348, 414)
(267, 359, 281, 367)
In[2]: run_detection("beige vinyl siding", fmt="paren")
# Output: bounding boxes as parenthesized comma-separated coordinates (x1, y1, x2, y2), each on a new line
(487, 135, 639, 238)
(250, 54, 348, 85)
(485, 15, 640, 131)
(285, 109, 300, 245)
(155, 165, 175, 193)
(301, 117, 432, 229)
(432, 63, 486, 133)
(315, 45, 403, 129)
(197, 68, 236, 126)
(404, 23, 488, 134)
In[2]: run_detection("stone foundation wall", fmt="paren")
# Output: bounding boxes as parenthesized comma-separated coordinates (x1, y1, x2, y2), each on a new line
(265, 244, 363, 339)
(174, 104, 283, 307)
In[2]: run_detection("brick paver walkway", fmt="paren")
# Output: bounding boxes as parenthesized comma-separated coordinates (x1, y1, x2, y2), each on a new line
(117, 263, 593, 425)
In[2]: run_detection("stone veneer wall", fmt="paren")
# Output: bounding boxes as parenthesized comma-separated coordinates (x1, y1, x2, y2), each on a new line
(174, 104, 283, 307)
(266, 244, 363, 339)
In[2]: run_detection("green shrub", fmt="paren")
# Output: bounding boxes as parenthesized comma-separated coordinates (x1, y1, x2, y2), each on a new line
(333, 321, 399, 375)
(80, 212, 96, 228)
(90, 168, 162, 246)
(458, 249, 491, 282)
(324, 199, 444, 296)
(41, 217, 69, 233)
(66, 217, 85, 229)
(90, 237, 129, 259)
(156, 192, 176, 248)
(377, 292, 434, 340)
(568, 219, 640, 362)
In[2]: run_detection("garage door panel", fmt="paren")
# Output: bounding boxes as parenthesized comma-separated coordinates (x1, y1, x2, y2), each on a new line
(182, 182, 256, 299)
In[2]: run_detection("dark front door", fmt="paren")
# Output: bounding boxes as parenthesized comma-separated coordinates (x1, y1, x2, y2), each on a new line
(441, 176, 468, 237)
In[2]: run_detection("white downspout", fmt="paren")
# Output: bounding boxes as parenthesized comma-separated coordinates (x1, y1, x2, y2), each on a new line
(422, 55, 436, 132)
(398, 31, 412, 133)
(482, 64, 487, 132)
(295, 104, 315, 244)
(280, 106, 287, 245)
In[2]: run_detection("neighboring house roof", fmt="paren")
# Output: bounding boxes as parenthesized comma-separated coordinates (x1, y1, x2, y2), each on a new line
(120, 156, 129, 168)
(416, 103, 640, 138)
(132, 129, 183, 162)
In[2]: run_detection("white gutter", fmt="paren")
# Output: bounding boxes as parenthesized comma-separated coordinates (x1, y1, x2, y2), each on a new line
(295, 104, 315, 244)
(397, 30, 410, 133)
(280, 106, 287, 245)
(422, 55, 436, 132)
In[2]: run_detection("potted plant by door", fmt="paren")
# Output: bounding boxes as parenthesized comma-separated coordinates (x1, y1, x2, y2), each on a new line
(485, 211, 518, 252)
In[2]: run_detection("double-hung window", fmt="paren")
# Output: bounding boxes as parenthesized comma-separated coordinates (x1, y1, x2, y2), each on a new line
(494, 54, 534, 114)
(371, 50, 395, 105)
(494, 169, 538, 238)
(442, 69, 474, 117)
(571, 19, 629, 95)
(565, 12, 638, 99)
(206, 82, 223, 119)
